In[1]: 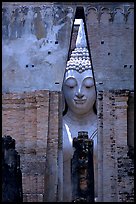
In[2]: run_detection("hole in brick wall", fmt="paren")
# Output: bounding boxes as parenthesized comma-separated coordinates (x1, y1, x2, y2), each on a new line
(55, 82, 59, 84)
(32, 64, 34, 67)
(130, 65, 132, 68)
(108, 52, 110, 55)
(124, 65, 127, 68)
(26, 65, 28, 68)
(55, 41, 58, 44)
(48, 51, 51, 54)
(101, 41, 104, 44)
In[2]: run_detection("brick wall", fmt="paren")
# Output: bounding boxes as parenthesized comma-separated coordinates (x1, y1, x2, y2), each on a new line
(44, 91, 62, 202)
(2, 90, 62, 202)
(2, 89, 134, 202)
(97, 90, 134, 202)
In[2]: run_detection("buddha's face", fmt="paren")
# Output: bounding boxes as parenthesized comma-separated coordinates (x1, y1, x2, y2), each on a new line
(63, 69, 96, 115)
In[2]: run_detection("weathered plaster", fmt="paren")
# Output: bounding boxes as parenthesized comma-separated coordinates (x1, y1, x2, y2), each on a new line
(2, 3, 75, 92)
(85, 2, 134, 91)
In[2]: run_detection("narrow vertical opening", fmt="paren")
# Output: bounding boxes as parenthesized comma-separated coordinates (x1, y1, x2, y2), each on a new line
(62, 7, 98, 202)
(68, 7, 84, 58)
(63, 6, 97, 115)
(68, 7, 97, 104)
(127, 92, 134, 150)
(83, 9, 97, 99)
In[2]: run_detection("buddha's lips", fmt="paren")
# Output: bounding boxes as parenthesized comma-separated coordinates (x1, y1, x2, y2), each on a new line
(74, 99, 86, 104)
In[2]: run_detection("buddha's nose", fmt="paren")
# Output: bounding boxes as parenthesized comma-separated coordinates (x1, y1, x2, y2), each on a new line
(76, 88, 84, 98)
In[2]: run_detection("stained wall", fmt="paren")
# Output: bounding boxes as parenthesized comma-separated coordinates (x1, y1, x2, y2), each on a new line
(2, 2, 75, 92)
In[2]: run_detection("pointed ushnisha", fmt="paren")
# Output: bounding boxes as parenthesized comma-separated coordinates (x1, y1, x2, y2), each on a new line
(66, 19, 92, 73)
(76, 19, 87, 48)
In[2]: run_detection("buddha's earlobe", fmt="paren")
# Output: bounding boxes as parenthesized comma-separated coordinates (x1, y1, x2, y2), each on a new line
(62, 92, 68, 116)
(93, 100, 97, 115)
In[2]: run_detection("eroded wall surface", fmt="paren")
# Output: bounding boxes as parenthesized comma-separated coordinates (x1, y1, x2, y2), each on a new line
(85, 2, 134, 91)
(2, 2, 75, 92)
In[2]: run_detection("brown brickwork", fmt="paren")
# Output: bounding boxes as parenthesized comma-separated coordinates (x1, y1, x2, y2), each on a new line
(2, 90, 62, 202)
(44, 91, 62, 202)
(2, 89, 134, 202)
(97, 90, 134, 202)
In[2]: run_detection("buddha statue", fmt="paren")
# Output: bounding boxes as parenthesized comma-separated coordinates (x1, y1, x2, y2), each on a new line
(62, 19, 98, 202)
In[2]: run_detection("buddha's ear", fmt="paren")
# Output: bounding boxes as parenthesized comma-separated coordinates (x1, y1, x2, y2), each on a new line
(93, 99, 97, 115)
(62, 91, 65, 113)
(62, 90, 68, 116)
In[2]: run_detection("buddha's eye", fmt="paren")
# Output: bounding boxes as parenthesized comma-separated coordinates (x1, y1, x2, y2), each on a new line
(65, 78, 77, 89)
(83, 77, 94, 89)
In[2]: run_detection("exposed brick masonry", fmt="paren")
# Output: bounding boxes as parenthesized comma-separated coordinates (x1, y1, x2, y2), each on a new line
(2, 90, 134, 202)
(2, 90, 61, 202)
(97, 90, 134, 202)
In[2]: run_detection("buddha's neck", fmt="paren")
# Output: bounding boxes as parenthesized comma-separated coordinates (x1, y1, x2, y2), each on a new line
(64, 108, 96, 125)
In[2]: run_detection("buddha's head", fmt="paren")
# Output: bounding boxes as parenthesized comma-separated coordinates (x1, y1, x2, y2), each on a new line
(63, 19, 96, 116)
(63, 47, 96, 116)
